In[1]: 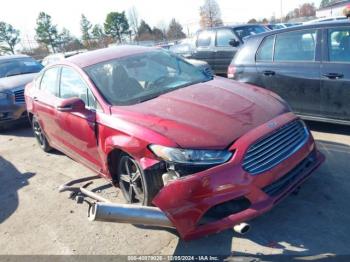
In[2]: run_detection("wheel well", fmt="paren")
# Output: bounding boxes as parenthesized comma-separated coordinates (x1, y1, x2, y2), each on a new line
(107, 148, 123, 184)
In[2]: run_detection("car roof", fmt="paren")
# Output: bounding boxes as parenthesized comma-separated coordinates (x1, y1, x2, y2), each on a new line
(247, 20, 350, 40)
(0, 54, 30, 61)
(66, 45, 157, 68)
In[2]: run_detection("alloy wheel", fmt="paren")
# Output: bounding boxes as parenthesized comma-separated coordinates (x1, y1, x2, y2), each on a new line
(119, 156, 145, 204)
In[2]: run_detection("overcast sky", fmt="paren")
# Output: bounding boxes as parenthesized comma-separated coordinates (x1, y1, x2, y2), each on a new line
(1, 0, 321, 39)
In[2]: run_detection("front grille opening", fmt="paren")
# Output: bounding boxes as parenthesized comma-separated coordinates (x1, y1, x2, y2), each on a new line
(14, 89, 25, 103)
(263, 150, 317, 197)
(198, 197, 251, 226)
(243, 120, 309, 175)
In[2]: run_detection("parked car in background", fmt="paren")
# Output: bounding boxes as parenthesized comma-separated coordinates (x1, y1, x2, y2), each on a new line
(25, 46, 324, 239)
(0, 55, 43, 129)
(266, 23, 300, 31)
(188, 25, 269, 75)
(303, 16, 347, 24)
(166, 39, 214, 77)
(169, 38, 196, 58)
(267, 23, 287, 30)
(228, 21, 350, 125)
(42, 50, 86, 66)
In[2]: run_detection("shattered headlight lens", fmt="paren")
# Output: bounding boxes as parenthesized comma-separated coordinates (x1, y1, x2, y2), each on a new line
(149, 145, 232, 165)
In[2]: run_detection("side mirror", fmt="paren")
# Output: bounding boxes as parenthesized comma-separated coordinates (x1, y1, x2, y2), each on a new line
(229, 39, 240, 47)
(56, 97, 86, 112)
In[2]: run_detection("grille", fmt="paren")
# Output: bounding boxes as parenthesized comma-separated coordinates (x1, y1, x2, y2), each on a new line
(243, 120, 309, 175)
(198, 197, 250, 225)
(263, 150, 317, 197)
(14, 89, 25, 103)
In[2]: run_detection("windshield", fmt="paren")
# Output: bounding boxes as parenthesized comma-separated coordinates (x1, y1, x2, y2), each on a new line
(234, 25, 268, 40)
(85, 50, 211, 106)
(0, 58, 43, 78)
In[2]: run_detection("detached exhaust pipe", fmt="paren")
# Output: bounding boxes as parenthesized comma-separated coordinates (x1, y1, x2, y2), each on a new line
(233, 223, 250, 234)
(89, 202, 174, 228)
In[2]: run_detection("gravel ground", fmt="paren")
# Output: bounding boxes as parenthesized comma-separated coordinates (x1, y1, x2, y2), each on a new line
(0, 121, 350, 259)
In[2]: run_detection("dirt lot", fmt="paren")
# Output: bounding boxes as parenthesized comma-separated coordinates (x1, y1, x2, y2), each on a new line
(0, 121, 350, 258)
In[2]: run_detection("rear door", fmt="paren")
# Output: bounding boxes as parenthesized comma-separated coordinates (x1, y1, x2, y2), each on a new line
(192, 30, 216, 71)
(213, 28, 240, 75)
(33, 66, 61, 143)
(256, 29, 322, 116)
(320, 26, 350, 122)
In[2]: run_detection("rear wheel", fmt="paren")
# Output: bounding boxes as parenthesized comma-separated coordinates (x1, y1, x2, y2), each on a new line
(32, 115, 52, 152)
(118, 154, 154, 206)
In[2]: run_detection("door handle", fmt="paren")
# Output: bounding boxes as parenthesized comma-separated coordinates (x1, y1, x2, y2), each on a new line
(33, 96, 39, 101)
(322, 73, 344, 79)
(56, 105, 73, 112)
(262, 70, 276, 76)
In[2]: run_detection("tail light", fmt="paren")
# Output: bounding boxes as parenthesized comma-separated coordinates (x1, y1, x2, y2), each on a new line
(227, 65, 236, 79)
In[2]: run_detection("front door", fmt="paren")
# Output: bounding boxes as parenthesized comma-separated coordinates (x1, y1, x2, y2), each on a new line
(320, 26, 350, 122)
(213, 28, 240, 75)
(256, 29, 322, 116)
(55, 66, 101, 171)
(192, 30, 216, 72)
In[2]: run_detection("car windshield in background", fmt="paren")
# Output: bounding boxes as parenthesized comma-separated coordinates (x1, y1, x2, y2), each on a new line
(85, 50, 211, 106)
(234, 25, 268, 41)
(0, 58, 43, 78)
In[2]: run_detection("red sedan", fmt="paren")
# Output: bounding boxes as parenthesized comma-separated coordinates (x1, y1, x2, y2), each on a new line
(25, 46, 324, 239)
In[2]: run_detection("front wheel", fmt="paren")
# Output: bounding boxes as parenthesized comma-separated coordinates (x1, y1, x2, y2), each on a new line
(118, 154, 160, 206)
(32, 115, 52, 153)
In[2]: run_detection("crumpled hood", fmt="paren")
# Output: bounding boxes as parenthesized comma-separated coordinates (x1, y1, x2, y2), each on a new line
(0, 73, 37, 92)
(111, 78, 289, 149)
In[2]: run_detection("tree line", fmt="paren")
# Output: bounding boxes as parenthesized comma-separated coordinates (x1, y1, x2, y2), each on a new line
(0, 0, 334, 56)
(0, 9, 188, 55)
(247, 2, 317, 24)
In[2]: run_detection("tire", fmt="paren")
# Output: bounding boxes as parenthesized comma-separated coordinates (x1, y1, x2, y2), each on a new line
(117, 154, 159, 206)
(32, 115, 52, 153)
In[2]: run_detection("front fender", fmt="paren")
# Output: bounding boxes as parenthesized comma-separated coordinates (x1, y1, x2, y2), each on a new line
(97, 112, 177, 171)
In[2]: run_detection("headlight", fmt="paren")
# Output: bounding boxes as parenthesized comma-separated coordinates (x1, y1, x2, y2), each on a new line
(149, 145, 232, 165)
(0, 92, 8, 100)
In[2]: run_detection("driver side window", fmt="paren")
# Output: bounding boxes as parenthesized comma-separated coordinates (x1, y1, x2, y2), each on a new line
(216, 29, 236, 47)
(59, 67, 97, 109)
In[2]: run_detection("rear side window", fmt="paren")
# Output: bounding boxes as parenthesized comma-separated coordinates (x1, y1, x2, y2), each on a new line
(256, 35, 275, 62)
(216, 29, 236, 47)
(328, 27, 350, 62)
(274, 29, 317, 62)
(197, 31, 214, 47)
(40, 67, 59, 96)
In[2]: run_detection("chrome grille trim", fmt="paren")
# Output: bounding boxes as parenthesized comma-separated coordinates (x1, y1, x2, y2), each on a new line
(243, 120, 309, 175)
(13, 89, 25, 103)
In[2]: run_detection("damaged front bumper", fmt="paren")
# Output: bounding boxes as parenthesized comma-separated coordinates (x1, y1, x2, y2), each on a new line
(151, 113, 324, 240)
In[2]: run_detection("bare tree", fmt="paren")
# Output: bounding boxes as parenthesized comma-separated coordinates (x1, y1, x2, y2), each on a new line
(128, 6, 140, 38)
(199, 0, 223, 29)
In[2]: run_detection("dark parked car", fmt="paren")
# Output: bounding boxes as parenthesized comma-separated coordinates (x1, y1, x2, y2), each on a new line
(0, 55, 43, 128)
(25, 46, 324, 239)
(188, 25, 269, 75)
(229, 21, 350, 125)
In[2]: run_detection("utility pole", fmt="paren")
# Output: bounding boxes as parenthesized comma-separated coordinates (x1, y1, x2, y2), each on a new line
(280, 0, 283, 22)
